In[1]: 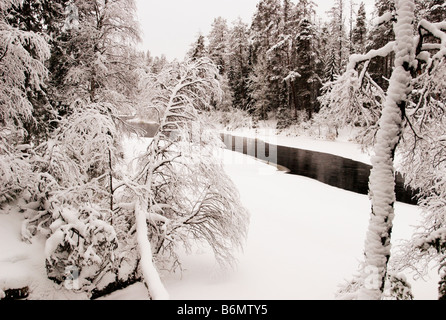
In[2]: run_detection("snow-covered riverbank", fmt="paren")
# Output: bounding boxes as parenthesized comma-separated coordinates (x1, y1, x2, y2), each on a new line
(103, 140, 439, 300)
(226, 130, 372, 166)
(1, 134, 440, 300)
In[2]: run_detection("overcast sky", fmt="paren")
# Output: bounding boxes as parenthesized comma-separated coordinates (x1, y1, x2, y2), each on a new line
(135, 0, 375, 61)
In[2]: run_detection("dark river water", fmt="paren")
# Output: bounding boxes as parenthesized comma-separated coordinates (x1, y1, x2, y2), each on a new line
(221, 134, 419, 205)
(123, 119, 160, 138)
(125, 120, 418, 205)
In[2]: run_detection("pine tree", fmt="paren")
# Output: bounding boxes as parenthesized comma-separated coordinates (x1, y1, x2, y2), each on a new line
(318, 21, 340, 83)
(0, 0, 51, 203)
(250, 0, 284, 115)
(295, 18, 319, 119)
(150, 54, 168, 74)
(227, 18, 251, 110)
(207, 17, 229, 74)
(422, 0, 446, 22)
(7, 0, 70, 36)
(352, 2, 368, 54)
(329, 0, 349, 73)
(367, 0, 395, 90)
(207, 17, 232, 111)
(188, 33, 207, 61)
(248, 55, 271, 121)
(290, 0, 320, 119)
(321, 0, 350, 83)
(6, 0, 70, 143)
(251, 0, 283, 56)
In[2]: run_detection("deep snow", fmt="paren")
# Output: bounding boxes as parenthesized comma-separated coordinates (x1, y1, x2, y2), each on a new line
(0, 133, 440, 300)
(102, 136, 440, 300)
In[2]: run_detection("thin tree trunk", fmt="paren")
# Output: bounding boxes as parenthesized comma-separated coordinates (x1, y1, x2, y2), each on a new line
(291, 82, 298, 119)
(358, 0, 416, 300)
(109, 149, 113, 213)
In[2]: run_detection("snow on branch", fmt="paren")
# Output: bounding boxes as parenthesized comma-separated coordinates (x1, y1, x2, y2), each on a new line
(266, 35, 291, 57)
(115, 57, 249, 298)
(0, 0, 22, 12)
(284, 71, 301, 83)
(371, 12, 396, 27)
(417, 19, 446, 69)
(347, 41, 396, 71)
(0, 22, 50, 127)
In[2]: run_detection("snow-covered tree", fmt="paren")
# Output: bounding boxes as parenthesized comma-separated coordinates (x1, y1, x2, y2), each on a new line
(115, 58, 250, 299)
(317, 64, 384, 143)
(207, 17, 232, 111)
(207, 17, 229, 74)
(0, 0, 51, 203)
(278, 0, 321, 121)
(248, 55, 272, 121)
(8, 0, 144, 297)
(250, 0, 284, 115)
(366, 0, 396, 90)
(337, 270, 414, 300)
(392, 27, 446, 299)
(19, 100, 125, 294)
(227, 18, 251, 110)
(416, 0, 446, 23)
(320, 0, 446, 299)
(150, 54, 168, 74)
(6, 0, 70, 143)
(188, 33, 207, 61)
(249, 0, 321, 122)
(385, 273, 414, 300)
(352, 2, 368, 54)
(295, 17, 320, 119)
(251, 0, 282, 53)
(328, 0, 350, 74)
(352, 0, 416, 300)
(54, 0, 141, 108)
(323, 38, 341, 82)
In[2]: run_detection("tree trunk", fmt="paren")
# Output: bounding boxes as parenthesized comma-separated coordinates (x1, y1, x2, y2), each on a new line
(358, 0, 416, 300)
(135, 200, 169, 300)
(290, 82, 298, 119)
(439, 267, 446, 300)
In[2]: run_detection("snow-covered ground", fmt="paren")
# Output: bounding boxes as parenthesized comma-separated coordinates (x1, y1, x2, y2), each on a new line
(0, 133, 440, 300)
(0, 208, 89, 300)
(103, 134, 440, 300)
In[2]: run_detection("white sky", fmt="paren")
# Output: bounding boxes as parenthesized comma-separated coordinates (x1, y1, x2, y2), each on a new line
(135, 0, 375, 61)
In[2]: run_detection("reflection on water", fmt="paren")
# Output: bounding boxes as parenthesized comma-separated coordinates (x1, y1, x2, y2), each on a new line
(222, 134, 418, 205)
(131, 122, 159, 138)
(123, 118, 160, 138)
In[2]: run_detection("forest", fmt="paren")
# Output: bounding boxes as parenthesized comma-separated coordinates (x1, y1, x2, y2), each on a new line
(1, 0, 446, 300)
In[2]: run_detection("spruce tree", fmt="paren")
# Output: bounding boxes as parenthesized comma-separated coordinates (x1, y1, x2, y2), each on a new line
(295, 18, 318, 119)
(207, 17, 229, 74)
(367, 0, 395, 90)
(189, 34, 207, 61)
(424, 0, 446, 22)
(6, 0, 70, 143)
(227, 18, 251, 110)
(250, 0, 283, 115)
(352, 2, 368, 54)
